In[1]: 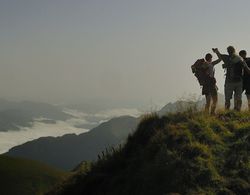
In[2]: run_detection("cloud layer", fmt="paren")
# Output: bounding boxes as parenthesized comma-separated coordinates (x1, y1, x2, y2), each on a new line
(0, 108, 142, 154)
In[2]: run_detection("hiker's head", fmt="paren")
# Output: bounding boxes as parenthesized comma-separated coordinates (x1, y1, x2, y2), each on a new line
(239, 50, 247, 59)
(227, 46, 235, 56)
(205, 53, 212, 62)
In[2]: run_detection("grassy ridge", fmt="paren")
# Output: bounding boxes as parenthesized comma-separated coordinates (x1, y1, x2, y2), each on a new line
(0, 155, 70, 195)
(49, 110, 250, 195)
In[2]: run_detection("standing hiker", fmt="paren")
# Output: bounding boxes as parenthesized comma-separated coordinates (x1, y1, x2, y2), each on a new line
(213, 46, 250, 111)
(239, 50, 250, 110)
(202, 53, 221, 114)
(191, 53, 221, 114)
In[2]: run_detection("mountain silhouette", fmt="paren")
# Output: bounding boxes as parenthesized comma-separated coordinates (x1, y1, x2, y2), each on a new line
(6, 116, 138, 170)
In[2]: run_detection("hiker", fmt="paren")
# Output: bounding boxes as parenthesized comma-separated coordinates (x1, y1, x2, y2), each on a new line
(202, 53, 221, 114)
(213, 46, 250, 111)
(239, 50, 250, 110)
(191, 53, 221, 114)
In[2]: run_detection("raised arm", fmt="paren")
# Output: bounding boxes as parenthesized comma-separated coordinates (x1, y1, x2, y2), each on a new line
(211, 58, 221, 66)
(212, 48, 230, 68)
(212, 48, 222, 60)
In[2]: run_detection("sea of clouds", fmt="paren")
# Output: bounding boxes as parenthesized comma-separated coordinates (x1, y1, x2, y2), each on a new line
(0, 108, 142, 154)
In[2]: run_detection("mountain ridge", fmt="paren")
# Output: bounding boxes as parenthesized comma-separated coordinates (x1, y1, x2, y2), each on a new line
(6, 115, 138, 170)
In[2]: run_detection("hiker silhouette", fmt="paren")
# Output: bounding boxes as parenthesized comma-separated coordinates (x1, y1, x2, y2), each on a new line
(214, 46, 250, 111)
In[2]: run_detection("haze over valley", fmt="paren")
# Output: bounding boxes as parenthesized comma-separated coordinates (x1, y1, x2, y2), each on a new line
(0, 99, 141, 153)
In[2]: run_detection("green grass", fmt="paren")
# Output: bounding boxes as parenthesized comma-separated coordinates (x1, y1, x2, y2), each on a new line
(48, 110, 250, 195)
(0, 155, 70, 195)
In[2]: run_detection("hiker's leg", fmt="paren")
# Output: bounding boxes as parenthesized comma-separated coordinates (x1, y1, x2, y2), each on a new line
(211, 95, 218, 115)
(233, 90, 237, 110)
(224, 82, 233, 110)
(233, 98, 237, 110)
(205, 94, 211, 114)
(233, 94, 241, 111)
(233, 82, 238, 110)
(247, 95, 250, 111)
(245, 86, 250, 111)
(235, 99, 242, 111)
(210, 85, 218, 115)
(234, 82, 243, 111)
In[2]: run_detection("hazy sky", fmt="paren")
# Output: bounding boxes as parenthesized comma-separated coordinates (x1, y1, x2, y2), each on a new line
(1, 0, 250, 107)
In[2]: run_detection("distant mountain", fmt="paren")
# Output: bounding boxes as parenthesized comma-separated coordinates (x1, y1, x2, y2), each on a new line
(0, 99, 73, 131)
(6, 116, 138, 170)
(158, 93, 225, 116)
(0, 155, 69, 195)
(158, 100, 203, 116)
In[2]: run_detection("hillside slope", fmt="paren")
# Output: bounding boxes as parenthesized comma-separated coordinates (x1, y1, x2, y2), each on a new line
(49, 111, 250, 195)
(0, 155, 69, 195)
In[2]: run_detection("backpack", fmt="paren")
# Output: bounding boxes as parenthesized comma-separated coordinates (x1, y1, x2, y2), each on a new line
(223, 55, 244, 82)
(191, 59, 209, 86)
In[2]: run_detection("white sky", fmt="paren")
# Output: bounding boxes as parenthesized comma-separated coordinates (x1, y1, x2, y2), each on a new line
(1, 0, 250, 107)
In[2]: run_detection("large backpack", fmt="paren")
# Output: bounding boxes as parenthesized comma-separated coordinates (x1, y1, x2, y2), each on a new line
(223, 55, 244, 82)
(191, 59, 208, 86)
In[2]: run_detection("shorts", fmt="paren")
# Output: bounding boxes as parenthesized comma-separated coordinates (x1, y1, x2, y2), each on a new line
(202, 77, 217, 96)
(202, 84, 218, 96)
